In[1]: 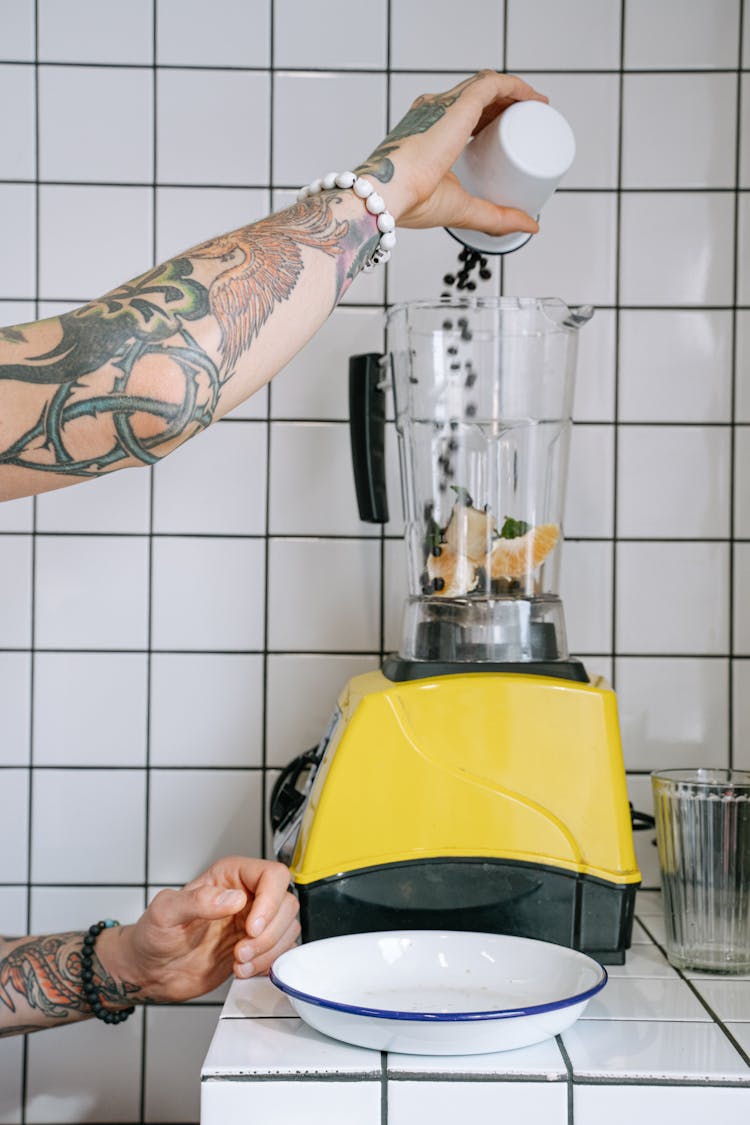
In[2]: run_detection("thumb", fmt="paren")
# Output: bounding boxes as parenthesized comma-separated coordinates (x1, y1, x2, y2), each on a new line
(150, 885, 248, 928)
(453, 194, 539, 237)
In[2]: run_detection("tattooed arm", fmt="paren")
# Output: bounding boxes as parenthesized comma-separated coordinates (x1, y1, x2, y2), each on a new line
(0, 71, 545, 502)
(0, 857, 299, 1036)
(0, 931, 139, 1036)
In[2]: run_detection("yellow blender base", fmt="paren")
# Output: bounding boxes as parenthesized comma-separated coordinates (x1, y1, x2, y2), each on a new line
(290, 670, 641, 964)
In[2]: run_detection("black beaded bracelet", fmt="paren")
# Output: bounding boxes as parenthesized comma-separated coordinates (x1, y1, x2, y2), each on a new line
(81, 919, 136, 1025)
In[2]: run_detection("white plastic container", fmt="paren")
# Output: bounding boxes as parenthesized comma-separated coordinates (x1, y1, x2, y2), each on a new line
(446, 100, 576, 255)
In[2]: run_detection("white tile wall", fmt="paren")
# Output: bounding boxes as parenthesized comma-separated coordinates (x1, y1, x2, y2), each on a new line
(1, 0, 748, 1120)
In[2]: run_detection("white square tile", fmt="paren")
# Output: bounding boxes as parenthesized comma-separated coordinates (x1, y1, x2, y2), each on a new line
(606, 943, 678, 978)
(202, 1012, 381, 1075)
(735, 659, 750, 769)
(35, 535, 149, 648)
(636, 908, 667, 943)
(692, 980, 750, 1022)
(0, 534, 32, 647)
(144, 1005, 223, 1123)
(507, 0, 621, 68)
(150, 653, 264, 766)
(736, 427, 750, 538)
(39, 0, 153, 63)
(0, 652, 30, 765)
(392, 0, 503, 68)
(155, 186, 269, 262)
(33, 652, 148, 766)
(576, 1084, 750, 1125)
(616, 657, 730, 771)
(0, 299, 35, 331)
(275, 0, 386, 67)
(735, 544, 750, 655)
(622, 74, 737, 188)
(266, 653, 378, 767)
(619, 193, 735, 306)
(0, 185, 35, 298)
(565, 424, 614, 538)
(617, 426, 731, 539)
(36, 468, 151, 534)
(39, 65, 153, 183)
(153, 421, 267, 535)
(158, 69, 269, 186)
(389, 1081, 567, 1125)
(29, 884, 145, 932)
(201, 1077, 382, 1124)
(0, 769, 28, 881)
(267, 538, 381, 651)
(635, 890, 663, 916)
(226, 381, 268, 421)
(148, 768, 262, 884)
(560, 540, 613, 654)
(273, 72, 386, 187)
(0, 0, 35, 60)
(31, 768, 146, 882)
(574, 309, 616, 423)
(619, 310, 733, 423)
(0, 885, 27, 933)
(269, 422, 377, 536)
(0, 64, 34, 178)
(522, 73, 620, 189)
(157, 0, 270, 66)
(582, 976, 709, 1021)
(26, 1008, 144, 1124)
(387, 223, 499, 308)
(740, 195, 750, 307)
(386, 1037, 566, 1077)
(0, 1035, 24, 1125)
(624, 0, 741, 68)
(616, 542, 729, 655)
(383, 537, 408, 654)
(151, 537, 265, 650)
(271, 307, 384, 421)
(504, 192, 617, 308)
(39, 185, 153, 300)
(563, 1018, 749, 1079)
(220, 976, 295, 1018)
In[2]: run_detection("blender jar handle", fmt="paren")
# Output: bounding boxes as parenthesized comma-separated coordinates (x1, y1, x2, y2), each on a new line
(349, 352, 389, 524)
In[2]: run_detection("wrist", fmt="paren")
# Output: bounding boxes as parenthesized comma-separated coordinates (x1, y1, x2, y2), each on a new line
(94, 924, 144, 1008)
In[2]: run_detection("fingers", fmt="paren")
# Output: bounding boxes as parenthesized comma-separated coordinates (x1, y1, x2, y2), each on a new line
(452, 193, 540, 238)
(235, 859, 295, 939)
(233, 893, 301, 977)
(148, 884, 248, 929)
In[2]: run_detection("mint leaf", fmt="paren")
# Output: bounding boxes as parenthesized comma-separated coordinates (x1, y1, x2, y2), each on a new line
(500, 517, 531, 539)
(449, 484, 473, 507)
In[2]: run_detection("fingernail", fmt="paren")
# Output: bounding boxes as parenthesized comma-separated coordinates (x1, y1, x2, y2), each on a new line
(237, 944, 254, 963)
(236, 961, 255, 978)
(250, 916, 266, 937)
(215, 889, 243, 907)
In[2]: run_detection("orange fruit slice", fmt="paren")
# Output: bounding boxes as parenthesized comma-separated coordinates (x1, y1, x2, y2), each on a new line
(443, 503, 496, 563)
(489, 523, 560, 580)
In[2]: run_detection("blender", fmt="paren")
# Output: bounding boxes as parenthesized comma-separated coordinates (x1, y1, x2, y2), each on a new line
(272, 296, 640, 964)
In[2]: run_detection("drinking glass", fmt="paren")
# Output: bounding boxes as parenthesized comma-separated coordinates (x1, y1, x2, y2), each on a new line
(651, 769, 750, 973)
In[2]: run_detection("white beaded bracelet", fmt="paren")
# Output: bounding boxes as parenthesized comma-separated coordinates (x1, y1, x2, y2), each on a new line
(297, 171, 396, 271)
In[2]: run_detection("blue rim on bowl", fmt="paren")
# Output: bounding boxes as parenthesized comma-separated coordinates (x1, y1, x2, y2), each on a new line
(269, 961, 607, 1024)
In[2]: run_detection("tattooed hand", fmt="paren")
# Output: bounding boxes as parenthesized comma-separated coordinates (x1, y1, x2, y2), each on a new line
(355, 70, 548, 238)
(99, 856, 300, 1003)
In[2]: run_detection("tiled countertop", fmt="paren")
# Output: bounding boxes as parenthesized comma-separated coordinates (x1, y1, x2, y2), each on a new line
(200, 893, 750, 1124)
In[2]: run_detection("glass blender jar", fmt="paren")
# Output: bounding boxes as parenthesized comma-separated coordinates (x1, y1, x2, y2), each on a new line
(351, 296, 594, 669)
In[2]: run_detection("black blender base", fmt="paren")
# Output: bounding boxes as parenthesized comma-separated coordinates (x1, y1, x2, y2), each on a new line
(297, 858, 637, 965)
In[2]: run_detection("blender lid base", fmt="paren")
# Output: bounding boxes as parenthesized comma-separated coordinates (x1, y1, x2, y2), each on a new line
(382, 655, 589, 683)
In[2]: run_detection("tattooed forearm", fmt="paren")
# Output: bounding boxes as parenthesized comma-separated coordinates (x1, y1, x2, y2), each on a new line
(0, 932, 140, 1033)
(356, 74, 483, 182)
(0, 193, 373, 489)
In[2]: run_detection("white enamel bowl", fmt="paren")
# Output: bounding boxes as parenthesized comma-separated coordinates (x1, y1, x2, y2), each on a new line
(270, 930, 607, 1055)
